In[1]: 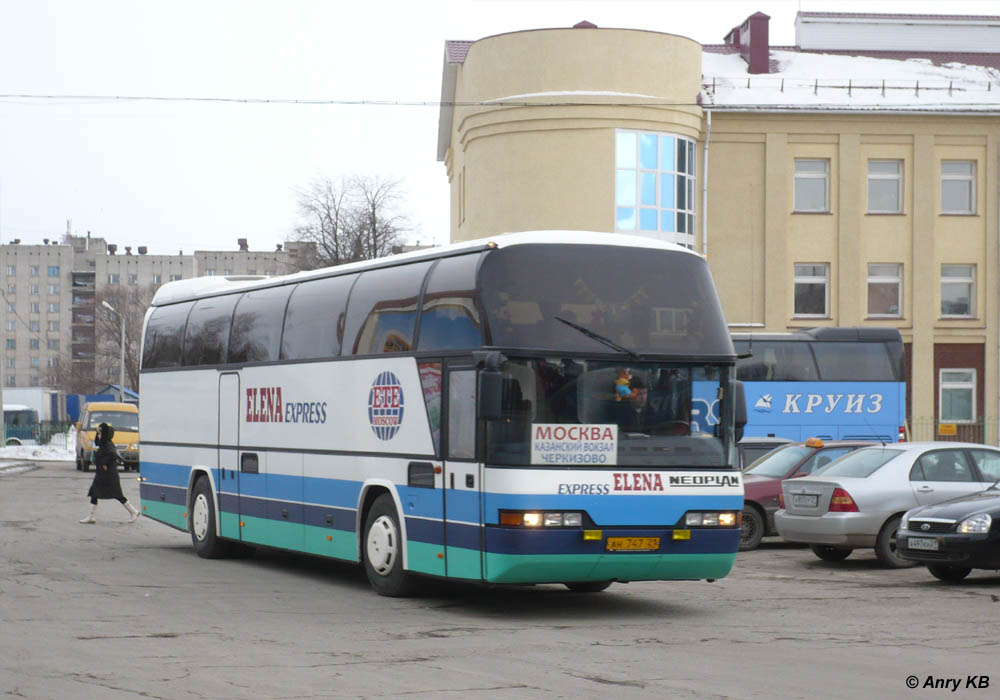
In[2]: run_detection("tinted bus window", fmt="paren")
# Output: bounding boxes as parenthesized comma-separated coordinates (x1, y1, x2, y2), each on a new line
(280, 274, 357, 361)
(228, 285, 293, 364)
(183, 294, 240, 366)
(344, 262, 434, 355)
(811, 341, 896, 381)
(733, 341, 818, 381)
(142, 301, 194, 369)
(478, 245, 732, 356)
(418, 254, 483, 351)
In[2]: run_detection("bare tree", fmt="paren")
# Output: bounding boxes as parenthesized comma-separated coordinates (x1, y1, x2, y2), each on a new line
(94, 284, 156, 395)
(291, 175, 409, 270)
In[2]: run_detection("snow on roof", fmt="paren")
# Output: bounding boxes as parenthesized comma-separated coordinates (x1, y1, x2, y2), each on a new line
(702, 49, 1000, 112)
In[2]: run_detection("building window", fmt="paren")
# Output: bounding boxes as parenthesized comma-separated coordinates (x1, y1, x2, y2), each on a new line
(867, 160, 902, 213)
(47, 339, 59, 350)
(47, 357, 59, 368)
(48, 284, 59, 294)
(28, 265, 39, 276)
(867, 263, 901, 318)
(6, 265, 15, 275)
(941, 264, 974, 317)
(7, 283, 15, 294)
(28, 321, 39, 332)
(6, 303, 12, 313)
(6, 375, 14, 387)
(941, 161, 975, 214)
(48, 303, 59, 313)
(205, 269, 216, 276)
(29, 284, 38, 295)
(29, 302, 39, 313)
(128, 274, 138, 285)
(169, 274, 182, 282)
(47, 321, 59, 332)
(29, 357, 39, 368)
(5, 320, 14, 331)
(940, 369, 975, 423)
(6, 357, 14, 368)
(47, 265, 59, 277)
(793, 263, 829, 317)
(29, 339, 38, 350)
(152, 274, 162, 285)
(30, 376, 39, 387)
(5, 339, 14, 349)
(794, 159, 829, 212)
(224, 269, 232, 276)
(107, 273, 120, 285)
(615, 130, 696, 246)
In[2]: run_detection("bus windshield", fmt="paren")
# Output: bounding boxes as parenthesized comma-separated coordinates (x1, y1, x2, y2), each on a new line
(486, 358, 735, 467)
(478, 244, 733, 358)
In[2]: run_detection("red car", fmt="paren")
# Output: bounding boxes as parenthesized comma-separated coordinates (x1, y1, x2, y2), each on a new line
(740, 439, 873, 551)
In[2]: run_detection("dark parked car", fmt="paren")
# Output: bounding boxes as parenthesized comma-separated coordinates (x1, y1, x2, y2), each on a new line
(899, 479, 1000, 582)
(740, 438, 871, 551)
(737, 436, 793, 470)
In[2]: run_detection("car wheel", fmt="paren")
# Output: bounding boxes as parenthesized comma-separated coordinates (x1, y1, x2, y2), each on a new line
(810, 545, 853, 562)
(874, 516, 917, 569)
(564, 581, 613, 593)
(363, 493, 415, 597)
(189, 477, 233, 559)
(739, 506, 765, 551)
(927, 564, 972, 582)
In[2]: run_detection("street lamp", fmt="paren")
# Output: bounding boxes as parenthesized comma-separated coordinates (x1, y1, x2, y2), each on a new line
(102, 301, 125, 402)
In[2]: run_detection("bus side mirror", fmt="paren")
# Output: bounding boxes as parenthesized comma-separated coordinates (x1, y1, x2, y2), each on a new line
(478, 369, 503, 421)
(734, 380, 747, 442)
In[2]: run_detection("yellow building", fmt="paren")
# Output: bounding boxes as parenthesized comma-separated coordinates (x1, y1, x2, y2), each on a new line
(437, 12, 1000, 443)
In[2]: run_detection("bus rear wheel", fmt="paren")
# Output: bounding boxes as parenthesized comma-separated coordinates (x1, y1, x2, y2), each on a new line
(363, 493, 414, 597)
(190, 477, 232, 559)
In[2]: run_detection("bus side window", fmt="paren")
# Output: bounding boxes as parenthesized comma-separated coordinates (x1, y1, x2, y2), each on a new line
(343, 262, 434, 356)
(417, 254, 483, 351)
(280, 274, 357, 361)
(142, 301, 195, 369)
(448, 370, 476, 459)
(183, 294, 241, 366)
(229, 285, 293, 363)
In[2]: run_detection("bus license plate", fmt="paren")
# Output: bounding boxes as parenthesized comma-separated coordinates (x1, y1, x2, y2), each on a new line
(907, 537, 939, 551)
(792, 494, 818, 508)
(606, 537, 660, 552)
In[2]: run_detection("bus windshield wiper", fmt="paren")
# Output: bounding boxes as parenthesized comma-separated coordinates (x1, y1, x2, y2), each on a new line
(554, 316, 641, 360)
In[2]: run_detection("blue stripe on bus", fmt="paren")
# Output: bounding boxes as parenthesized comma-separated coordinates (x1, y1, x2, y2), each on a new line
(483, 493, 744, 526)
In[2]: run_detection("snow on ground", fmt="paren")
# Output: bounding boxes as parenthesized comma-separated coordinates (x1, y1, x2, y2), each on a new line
(0, 431, 75, 463)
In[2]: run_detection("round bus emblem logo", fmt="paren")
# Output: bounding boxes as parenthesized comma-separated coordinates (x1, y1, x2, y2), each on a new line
(369, 371, 405, 440)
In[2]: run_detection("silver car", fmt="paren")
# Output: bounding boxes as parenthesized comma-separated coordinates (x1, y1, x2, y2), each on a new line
(774, 442, 1000, 567)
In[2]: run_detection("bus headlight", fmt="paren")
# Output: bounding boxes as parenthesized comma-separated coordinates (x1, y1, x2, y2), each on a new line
(499, 511, 584, 528)
(684, 511, 739, 527)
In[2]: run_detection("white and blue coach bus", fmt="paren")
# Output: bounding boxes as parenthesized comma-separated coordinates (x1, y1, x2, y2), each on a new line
(138, 231, 746, 596)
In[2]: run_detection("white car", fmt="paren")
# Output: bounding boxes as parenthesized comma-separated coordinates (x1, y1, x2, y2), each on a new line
(774, 442, 1000, 567)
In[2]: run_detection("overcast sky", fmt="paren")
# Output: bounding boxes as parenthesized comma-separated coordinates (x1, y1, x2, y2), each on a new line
(0, 0, 995, 255)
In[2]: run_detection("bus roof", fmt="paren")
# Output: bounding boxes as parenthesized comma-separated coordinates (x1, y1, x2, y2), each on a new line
(150, 231, 700, 306)
(731, 327, 902, 343)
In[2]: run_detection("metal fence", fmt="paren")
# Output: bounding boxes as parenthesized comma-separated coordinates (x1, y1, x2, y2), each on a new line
(2, 423, 75, 447)
(909, 417, 1000, 445)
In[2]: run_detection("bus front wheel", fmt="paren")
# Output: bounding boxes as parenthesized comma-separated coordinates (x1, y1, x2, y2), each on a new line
(190, 477, 232, 559)
(363, 493, 415, 597)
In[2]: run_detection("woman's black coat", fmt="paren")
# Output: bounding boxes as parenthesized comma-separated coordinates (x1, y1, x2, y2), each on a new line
(86, 425, 125, 501)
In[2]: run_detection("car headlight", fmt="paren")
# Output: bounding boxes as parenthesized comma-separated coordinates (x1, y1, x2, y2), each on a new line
(129, 442, 140, 451)
(957, 513, 992, 534)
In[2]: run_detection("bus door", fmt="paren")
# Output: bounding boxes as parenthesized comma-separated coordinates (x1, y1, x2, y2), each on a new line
(217, 373, 242, 540)
(442, 367, 483, 581)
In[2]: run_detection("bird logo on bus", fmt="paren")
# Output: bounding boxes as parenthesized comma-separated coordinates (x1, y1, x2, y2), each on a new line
(369, 371, 405, 440)
(754, 394, 773, 412)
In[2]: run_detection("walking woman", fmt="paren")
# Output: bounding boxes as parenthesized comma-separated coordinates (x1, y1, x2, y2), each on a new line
(79, 422, 140, 524)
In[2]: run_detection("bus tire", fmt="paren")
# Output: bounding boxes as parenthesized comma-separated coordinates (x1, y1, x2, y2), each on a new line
(190, 477, 232, 559)
(810, 545, 852, 562)
(362, 493, 414, 597)
(874, 516, 916, 569)
(564, 581, 613, 593)
(739, 506, 765, 551)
